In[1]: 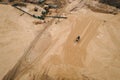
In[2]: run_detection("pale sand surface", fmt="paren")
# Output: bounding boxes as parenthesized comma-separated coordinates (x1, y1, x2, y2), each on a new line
(0, 1, 120, 80)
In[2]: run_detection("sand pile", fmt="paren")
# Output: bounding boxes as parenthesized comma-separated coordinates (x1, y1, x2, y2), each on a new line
(0, 0, 120, 80)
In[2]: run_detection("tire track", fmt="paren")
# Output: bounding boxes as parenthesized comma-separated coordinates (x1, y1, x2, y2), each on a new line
(79, 18, 101, 48)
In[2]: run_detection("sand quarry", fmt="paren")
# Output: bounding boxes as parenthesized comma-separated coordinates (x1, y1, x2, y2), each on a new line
(0, 0, 120, 80)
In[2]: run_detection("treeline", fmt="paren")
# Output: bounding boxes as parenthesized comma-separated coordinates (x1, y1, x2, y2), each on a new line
(99, 0, 120, 8)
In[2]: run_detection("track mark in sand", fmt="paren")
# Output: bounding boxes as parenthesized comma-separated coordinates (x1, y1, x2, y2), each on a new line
(14, 23, 53, 80)
(79, 19, 101, 48)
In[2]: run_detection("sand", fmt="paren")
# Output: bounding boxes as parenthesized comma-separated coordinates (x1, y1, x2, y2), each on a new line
(0, 4, 46, 80)
(0, 0, 120, 80)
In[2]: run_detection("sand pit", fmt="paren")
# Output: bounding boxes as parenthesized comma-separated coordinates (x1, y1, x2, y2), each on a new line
(0, 0, 120, 80)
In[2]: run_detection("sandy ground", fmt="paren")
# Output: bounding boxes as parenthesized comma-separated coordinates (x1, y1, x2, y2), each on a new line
(0, 1, 120, 80)
(0, 4, 47, 80)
